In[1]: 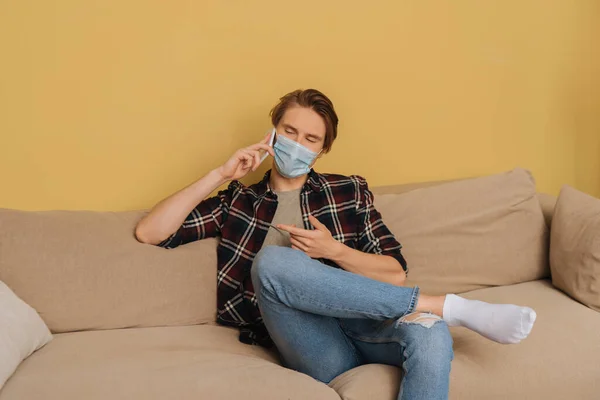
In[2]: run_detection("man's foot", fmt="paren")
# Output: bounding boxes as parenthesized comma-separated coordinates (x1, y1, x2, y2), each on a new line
(442, 294, 537, 344)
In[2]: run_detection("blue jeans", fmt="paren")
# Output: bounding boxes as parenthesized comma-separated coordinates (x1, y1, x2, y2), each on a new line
(251, 246, 453, 400)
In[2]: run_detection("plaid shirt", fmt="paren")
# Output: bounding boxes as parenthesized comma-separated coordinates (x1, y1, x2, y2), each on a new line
(157, 169, 407, 347)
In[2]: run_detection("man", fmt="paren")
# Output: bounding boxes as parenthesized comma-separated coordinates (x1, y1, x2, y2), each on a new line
(135, 89, 537, 400)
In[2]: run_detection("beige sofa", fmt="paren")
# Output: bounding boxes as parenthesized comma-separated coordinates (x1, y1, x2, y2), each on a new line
(1, 169, 599, 399)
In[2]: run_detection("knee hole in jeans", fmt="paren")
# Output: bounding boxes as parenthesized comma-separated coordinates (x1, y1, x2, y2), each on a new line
(397, 312, 442, 328)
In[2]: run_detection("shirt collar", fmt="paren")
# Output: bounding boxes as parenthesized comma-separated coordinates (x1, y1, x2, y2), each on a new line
(305, 169, 322, 192)
(256, 169, 322, 198)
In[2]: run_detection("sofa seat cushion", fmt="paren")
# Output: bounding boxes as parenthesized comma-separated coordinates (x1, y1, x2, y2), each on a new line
(329, 280, 600, 400)
(0, 324, 339, 400)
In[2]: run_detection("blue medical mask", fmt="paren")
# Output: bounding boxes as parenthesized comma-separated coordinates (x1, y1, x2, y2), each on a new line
(272, 131, 320, 179)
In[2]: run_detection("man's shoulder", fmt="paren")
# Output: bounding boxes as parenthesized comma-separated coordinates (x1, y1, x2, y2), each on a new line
(316, 172, 369, 190)
(225, 180, 263, 198)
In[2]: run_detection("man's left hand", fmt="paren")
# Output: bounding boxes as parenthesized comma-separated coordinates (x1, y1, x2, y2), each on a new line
(276, 215, 344, 260)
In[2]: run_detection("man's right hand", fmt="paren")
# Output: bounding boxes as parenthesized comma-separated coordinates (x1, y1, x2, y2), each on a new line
(217, 133, 275, 182)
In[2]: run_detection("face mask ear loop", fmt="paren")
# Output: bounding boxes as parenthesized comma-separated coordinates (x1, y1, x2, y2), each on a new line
(313, 148, 324, 161)
(309, 149, 323, 169)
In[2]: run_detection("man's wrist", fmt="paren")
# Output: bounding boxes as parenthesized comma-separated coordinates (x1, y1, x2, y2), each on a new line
(328, 241, 348, 263)
(187, 169, 228, 205)
(209, 168, 229, 187)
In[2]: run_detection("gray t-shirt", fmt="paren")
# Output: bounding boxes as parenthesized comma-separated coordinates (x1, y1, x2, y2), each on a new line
(262, 188, 304, 248)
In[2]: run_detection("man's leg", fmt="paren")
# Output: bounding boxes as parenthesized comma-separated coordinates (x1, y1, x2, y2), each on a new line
(251, 252, 362, 383)
(252, 246, 536, 345)
(252, 246, 420, 321)
(339, 314, 453, 400)
(250, 245, 416, 383)
(252, 281, 363, 383)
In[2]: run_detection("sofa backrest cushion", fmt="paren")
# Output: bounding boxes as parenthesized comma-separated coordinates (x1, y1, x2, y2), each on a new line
(550, 185, 600, 312)
(0, 209, 218, 333)
(373, 168, 549, 295)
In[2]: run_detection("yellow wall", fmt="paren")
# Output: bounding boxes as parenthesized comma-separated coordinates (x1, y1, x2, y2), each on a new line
(1, 1, 599, 211)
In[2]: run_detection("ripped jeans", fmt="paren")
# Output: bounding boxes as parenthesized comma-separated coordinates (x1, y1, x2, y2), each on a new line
(251, 246, 453, 400)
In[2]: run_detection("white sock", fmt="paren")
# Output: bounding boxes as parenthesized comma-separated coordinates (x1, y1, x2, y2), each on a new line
(442, 294, 537, 344)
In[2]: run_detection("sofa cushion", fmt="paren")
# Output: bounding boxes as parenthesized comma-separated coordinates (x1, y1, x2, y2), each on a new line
(0, 281, 52, 389)
(0, 324, 339, 400)
(329, 280, 600, 400)
(328, 364, 401, 400)
(374, 183, 556, 232)
(373, 168, 548, 295)
(550, 185, 600, 311)
(0, 209, 218, 333)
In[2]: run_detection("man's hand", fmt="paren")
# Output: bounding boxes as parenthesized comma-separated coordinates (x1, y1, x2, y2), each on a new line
(278, 216, 405, 286)
(277, 215, 345, 260)
(217, 133, 275, 182)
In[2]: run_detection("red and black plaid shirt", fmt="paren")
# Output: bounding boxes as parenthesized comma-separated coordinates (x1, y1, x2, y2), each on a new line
(157, 169, 407, 347)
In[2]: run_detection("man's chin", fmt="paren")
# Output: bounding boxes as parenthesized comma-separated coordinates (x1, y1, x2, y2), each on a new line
(272, 165, 309, 181)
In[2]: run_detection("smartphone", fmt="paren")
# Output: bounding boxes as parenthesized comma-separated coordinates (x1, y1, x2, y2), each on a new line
(259, 128, 276, 163)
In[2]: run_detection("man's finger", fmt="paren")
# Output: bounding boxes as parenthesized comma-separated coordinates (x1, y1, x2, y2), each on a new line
(308, 215, 328, 232)
(276, 224, 318, 238)
(236, 149, 249, 161)
(240, 150, 257, 170)
(248, 150, 261, 171)
(290, 235, 311, 247)
(261, 132, 272, 144)
(235, 151, 251, 169)
(249, 143, 275, 156)
(290, 237, 308, 252)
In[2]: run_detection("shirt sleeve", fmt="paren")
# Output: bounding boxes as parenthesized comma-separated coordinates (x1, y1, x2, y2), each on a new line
(156, 182, 236, 249)
(354, 176, 408, 274)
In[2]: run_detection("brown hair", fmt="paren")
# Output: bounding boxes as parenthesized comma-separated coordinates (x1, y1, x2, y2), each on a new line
(269, 89, 338, 153)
